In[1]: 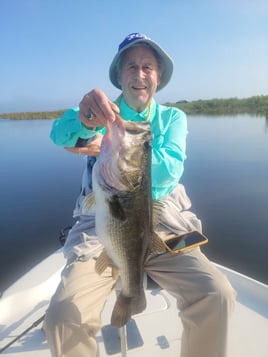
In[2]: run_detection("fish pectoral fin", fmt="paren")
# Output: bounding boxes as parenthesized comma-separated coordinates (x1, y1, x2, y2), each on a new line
(95, 250, 116, 275)
(83, 192, 96, 213)
(150, 233, 166, 255)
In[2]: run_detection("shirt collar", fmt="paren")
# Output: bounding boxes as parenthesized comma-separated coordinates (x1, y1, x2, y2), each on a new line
(118, 96, 156, 122)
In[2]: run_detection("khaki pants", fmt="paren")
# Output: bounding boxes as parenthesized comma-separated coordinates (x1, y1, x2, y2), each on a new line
(44, 247, 236, 357)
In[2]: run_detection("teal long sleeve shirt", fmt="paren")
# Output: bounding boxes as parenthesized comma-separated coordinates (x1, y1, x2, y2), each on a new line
(50, 97, 187, 200)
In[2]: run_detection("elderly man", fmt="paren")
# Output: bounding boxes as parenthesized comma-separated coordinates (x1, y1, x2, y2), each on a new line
(44, 33, 236, 357)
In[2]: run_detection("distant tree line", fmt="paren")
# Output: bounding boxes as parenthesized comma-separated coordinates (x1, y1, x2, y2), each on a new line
(0, 95, 268, 119)
(166, 95, 268, 116)
(0, 110, 66, 120)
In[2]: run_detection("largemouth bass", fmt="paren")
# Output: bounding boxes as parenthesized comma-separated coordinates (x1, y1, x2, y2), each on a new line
(91, 114, 163, 328)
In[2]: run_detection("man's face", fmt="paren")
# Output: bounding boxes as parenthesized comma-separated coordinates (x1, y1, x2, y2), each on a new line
(117, 45, 161, 112)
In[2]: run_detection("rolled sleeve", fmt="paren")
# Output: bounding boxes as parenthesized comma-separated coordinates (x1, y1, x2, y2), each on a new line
(50, 108, 98, 147)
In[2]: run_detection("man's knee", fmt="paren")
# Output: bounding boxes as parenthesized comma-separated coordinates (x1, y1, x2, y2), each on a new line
(210, 273, 236, 314)
(44, 298, 81, 333)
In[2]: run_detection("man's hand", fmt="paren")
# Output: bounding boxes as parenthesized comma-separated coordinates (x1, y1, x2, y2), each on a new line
(65, 134, 103, 156)
(79, 88, 120, 128)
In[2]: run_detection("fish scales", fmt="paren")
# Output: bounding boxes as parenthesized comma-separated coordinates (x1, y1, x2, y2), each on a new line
(92, 114, 153, 327)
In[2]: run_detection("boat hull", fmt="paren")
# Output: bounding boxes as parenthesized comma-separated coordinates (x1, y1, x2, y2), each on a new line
(0, 249, 267, 356)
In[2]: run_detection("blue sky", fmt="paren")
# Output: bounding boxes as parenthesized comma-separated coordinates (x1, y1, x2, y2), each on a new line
(1, 0, 267, 113)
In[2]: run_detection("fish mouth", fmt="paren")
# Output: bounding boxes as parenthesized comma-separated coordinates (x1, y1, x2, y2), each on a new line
(97, 119, 151, 192)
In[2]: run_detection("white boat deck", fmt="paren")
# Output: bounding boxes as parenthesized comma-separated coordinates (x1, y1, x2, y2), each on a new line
(0, 249, 267, 356)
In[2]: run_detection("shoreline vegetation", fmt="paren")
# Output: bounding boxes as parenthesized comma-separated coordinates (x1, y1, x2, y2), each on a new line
(167, 95, 268, 117)
(0, 95, 267, 119)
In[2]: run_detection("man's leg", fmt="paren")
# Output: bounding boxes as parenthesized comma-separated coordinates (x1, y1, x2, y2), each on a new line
(145, 248, 236, 357)
(44, 257, 115, 357)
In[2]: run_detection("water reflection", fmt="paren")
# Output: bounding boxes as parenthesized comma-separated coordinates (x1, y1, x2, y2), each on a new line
(0, 115, 267, 292)
(184, 114, 268, 284)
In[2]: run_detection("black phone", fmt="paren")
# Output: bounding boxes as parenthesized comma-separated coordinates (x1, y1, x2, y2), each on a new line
(162, 230, 208, 254)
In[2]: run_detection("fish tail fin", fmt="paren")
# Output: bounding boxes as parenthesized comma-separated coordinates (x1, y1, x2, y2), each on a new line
(131, 289, 146, 315)
(111, 294, 132, 328)
(111, 291, 146, 328)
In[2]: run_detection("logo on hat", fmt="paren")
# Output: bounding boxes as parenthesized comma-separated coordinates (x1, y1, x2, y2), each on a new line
(118, 33, 150, 51)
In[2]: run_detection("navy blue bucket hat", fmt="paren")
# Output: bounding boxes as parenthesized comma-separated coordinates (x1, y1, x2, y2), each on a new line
(109, 33, 173, 92)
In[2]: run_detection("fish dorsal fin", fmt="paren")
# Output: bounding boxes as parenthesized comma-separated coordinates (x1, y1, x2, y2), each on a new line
(152, 200, 164, 228)
(150, 233, 166, 255)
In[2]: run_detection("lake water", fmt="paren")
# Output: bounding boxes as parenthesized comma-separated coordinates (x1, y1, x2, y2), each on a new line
(0, 115, 267, 293)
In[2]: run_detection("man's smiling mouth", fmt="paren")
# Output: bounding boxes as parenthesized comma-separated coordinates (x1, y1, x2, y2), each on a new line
(132, 85, 147, 90)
